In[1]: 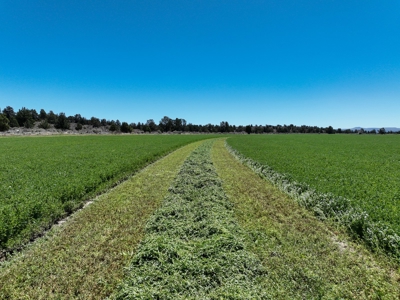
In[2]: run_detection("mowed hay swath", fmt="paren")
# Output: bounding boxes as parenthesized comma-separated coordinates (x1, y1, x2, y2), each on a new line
(0, 134, 213, 252)
(227, 134, 400, 258)
(212, 139, 400, 299)
(0, 141, 203, 299)
(112, 140, 270, 299)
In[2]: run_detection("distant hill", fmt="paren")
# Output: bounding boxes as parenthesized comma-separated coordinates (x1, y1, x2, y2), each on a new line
(351, 127, 400, 132)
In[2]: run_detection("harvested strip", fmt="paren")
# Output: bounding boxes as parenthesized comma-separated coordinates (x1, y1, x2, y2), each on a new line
(112, 140, 269, 299)
(212, 139, 400, 299)
(225, 140, 400, 259)
(0, 141, 203, 300)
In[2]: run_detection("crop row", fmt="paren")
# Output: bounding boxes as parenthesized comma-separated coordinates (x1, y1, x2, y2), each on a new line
(226, 135, 400, 259)
(0, 135, 212, 252)
(112, 141, 269, 299)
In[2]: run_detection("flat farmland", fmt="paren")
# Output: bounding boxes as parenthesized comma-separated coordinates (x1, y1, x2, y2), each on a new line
(1, 138, 399, 299)
(0, 134, 212, 251)
(227, 134, 400, 234)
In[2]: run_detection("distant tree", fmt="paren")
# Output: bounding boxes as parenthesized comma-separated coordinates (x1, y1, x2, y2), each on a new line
(159, 116, 175, 132)
(39, 109, 47, 120)
(146, 119, 157, 132)
(109, 121, 119, 132)
(245, 125, 252, 134)
(0, 114, 10, 131)
(55, 113, 70, 130)
(75, 123, 83, 130)
(109, 123, 117, 132)
(379, 127, 386, 134)
(9, 116, 19, 127)
(100, 119, 107, 126)
(90, 117, 101, 128)
(30, 109, 39, 121)
(143, 124, 151, 132)
(255, 125, 264, 134)
(67, 115, 75, 123)
(47, 110, 57, 124)
(73, 114, 82, 123)
(16, 107, 34, 128)
(2, 106, 15, 120)
(121, 122, 132, 133)
(220, 121, 230, 133)
(337, 128, 342, 133)
(174, 118, 183, 131)
(326, 126, 335, 134)
(38, 120, 50, 129)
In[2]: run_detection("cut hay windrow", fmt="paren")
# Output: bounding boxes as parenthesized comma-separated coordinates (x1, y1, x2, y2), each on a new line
(112, 140, 269, 299)
(0, 135, 214, 254)
(225, 141, 400, 261)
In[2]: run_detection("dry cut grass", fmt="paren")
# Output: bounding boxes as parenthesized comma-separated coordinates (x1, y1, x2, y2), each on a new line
(0, 141, 203, 299)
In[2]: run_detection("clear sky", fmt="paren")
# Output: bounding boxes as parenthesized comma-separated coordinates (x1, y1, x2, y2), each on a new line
(1, 1, 399, 128)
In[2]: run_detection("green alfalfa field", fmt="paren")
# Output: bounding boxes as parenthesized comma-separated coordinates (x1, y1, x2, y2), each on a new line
(1, 134, 400, 299)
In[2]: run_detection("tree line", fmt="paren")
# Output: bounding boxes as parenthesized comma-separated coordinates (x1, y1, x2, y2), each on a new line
(0, 106, 394, 134)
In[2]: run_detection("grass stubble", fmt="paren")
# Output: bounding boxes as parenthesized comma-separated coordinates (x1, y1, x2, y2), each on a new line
(0, 141, 203, 299)
(111, 140, 269, 299)
(212, 139, 400, 299)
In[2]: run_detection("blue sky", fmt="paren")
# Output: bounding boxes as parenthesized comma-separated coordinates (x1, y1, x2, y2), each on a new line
(1, 1, 399, 128)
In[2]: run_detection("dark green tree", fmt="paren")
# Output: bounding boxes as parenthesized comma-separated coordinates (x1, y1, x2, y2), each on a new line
(159, 116, 173, 132)
(39, 109, 47, 120)
(55, 113, 70, 130)
(9, 116, 19, 127)
(0, 114, 10, 131)
(326, 126, 335, 134)
(38, 120, 50, 129)
(30, 109, 39, 121)
(121, 122, 132, 133)
(109, 121, 119, 132)
(2, 106, 15, 120)
(90, 117, 101, 128)
(146, 119, 157, 132)
(16, 107, 34, 128)
(47, 110, 57, 124)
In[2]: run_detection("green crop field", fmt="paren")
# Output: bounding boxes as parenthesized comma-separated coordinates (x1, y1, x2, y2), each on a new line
(227, 135, 400, 246)
(1, 137, 399, 299)
(0, 134, 213, 251)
